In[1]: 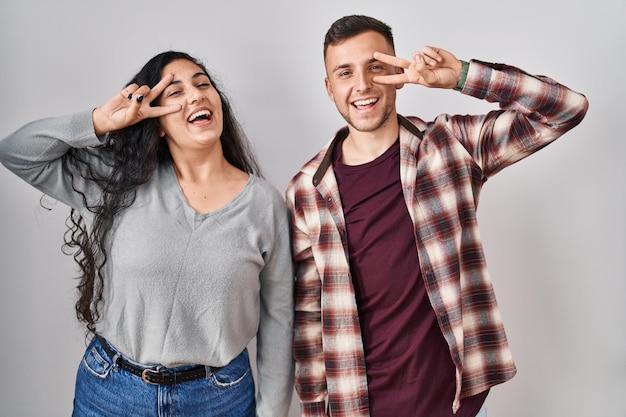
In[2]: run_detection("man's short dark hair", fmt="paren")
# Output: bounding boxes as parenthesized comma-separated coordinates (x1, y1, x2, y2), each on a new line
(323, 15, 395, 60)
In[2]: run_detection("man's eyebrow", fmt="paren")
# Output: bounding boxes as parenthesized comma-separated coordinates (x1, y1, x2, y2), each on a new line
(331, 58, 379, 73)
(332, 63, 351, 72)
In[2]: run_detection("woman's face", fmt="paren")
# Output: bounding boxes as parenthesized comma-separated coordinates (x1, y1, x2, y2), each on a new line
(157, 59, 224, 154)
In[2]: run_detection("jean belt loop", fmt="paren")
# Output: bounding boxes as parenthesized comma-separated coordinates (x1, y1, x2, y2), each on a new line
(112, 352, 122, 371)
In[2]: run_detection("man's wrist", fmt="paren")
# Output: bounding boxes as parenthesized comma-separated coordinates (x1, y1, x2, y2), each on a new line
(453, 60, 470, 91)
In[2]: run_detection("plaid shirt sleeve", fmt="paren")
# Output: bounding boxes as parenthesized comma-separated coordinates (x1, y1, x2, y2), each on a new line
(286, 178, 328, 417)
(454, 59, 589, 177)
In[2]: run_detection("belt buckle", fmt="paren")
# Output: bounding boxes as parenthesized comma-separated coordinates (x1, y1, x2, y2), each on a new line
(141, 369, 162, 385)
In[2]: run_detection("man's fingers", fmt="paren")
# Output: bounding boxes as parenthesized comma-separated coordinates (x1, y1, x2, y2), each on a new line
(373, 52, 411, 69)
(414, 51, 438, 68)
(372, 73, 409, 85)
(421, 46, 442, 63)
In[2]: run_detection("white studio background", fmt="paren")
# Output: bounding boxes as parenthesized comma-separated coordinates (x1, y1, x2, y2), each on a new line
(0, 1, 623, 416)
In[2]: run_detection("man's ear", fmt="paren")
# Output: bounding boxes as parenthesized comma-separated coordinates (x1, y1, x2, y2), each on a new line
(325, 77, 335, 101)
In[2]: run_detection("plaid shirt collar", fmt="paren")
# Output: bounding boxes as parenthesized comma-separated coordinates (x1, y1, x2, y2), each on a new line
(312, 115, 424, 187)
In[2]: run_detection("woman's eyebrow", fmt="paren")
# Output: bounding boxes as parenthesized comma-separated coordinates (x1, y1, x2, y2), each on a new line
(166, 72, 209, 87)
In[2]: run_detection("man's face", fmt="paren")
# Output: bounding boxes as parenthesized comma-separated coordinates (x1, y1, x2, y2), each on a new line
(324, 30, 401, 133)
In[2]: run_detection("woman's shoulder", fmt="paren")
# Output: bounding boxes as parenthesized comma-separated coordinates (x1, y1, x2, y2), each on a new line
(246, 175, 287, 209)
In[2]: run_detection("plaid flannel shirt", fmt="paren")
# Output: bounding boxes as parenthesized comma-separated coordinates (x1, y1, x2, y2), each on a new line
(285, 59, 588, 417)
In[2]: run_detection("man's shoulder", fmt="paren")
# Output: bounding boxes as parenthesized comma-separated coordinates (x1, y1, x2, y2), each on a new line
(286, 159, 321, 199)
(287, 143, 331, 187)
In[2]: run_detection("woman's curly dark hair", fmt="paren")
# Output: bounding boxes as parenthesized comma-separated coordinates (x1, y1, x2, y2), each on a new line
(61, 51, 261, 332)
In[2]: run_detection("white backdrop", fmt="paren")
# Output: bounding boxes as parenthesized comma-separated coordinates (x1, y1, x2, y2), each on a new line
(0, 1, 623, 416)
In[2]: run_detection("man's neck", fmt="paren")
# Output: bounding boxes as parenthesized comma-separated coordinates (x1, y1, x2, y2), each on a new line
(341, 118, 399, 166)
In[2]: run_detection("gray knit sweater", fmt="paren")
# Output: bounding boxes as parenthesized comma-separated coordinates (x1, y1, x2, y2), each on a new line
(0, 110, 294, 417)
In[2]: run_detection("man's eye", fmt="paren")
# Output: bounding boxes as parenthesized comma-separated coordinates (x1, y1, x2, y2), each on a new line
(339, 71, 351, 77)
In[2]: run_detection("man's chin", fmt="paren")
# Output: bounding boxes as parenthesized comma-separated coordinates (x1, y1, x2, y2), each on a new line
(348, 118, 387, 133)
(346, 108, 395, 132)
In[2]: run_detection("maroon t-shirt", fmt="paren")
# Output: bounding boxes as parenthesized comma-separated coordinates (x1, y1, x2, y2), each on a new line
(333, 139, 488, 417)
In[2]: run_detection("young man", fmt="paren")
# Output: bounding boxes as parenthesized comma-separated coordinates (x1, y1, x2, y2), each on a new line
(285, 14, 588, 417)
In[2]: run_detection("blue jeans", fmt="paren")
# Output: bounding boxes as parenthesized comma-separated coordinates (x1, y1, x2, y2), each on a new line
(73, 336, 255, 417)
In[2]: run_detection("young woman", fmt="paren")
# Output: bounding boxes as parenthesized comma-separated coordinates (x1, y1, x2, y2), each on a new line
(0, 51, 294, 417)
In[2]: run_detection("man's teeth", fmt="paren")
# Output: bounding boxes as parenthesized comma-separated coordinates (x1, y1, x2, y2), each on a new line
(353, 98, 377, 107)
(188, 110, 211, 122)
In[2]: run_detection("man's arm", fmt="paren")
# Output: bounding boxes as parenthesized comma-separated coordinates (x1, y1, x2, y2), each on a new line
(452, 59, 588, 177)
(374, 47, 589, 176)
(285, 184, 328, 417)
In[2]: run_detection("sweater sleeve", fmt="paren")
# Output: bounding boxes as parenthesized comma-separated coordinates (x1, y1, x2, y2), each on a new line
(449, 59, 589, 178)
(255, 186, 296, 417)
(0, 110, 107, 209)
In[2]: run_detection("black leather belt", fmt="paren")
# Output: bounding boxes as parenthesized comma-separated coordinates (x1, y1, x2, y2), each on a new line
(97, 336, 220, 385)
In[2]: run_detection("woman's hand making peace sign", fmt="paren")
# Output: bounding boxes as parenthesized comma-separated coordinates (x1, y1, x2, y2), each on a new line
(92, 73, 182, 136)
